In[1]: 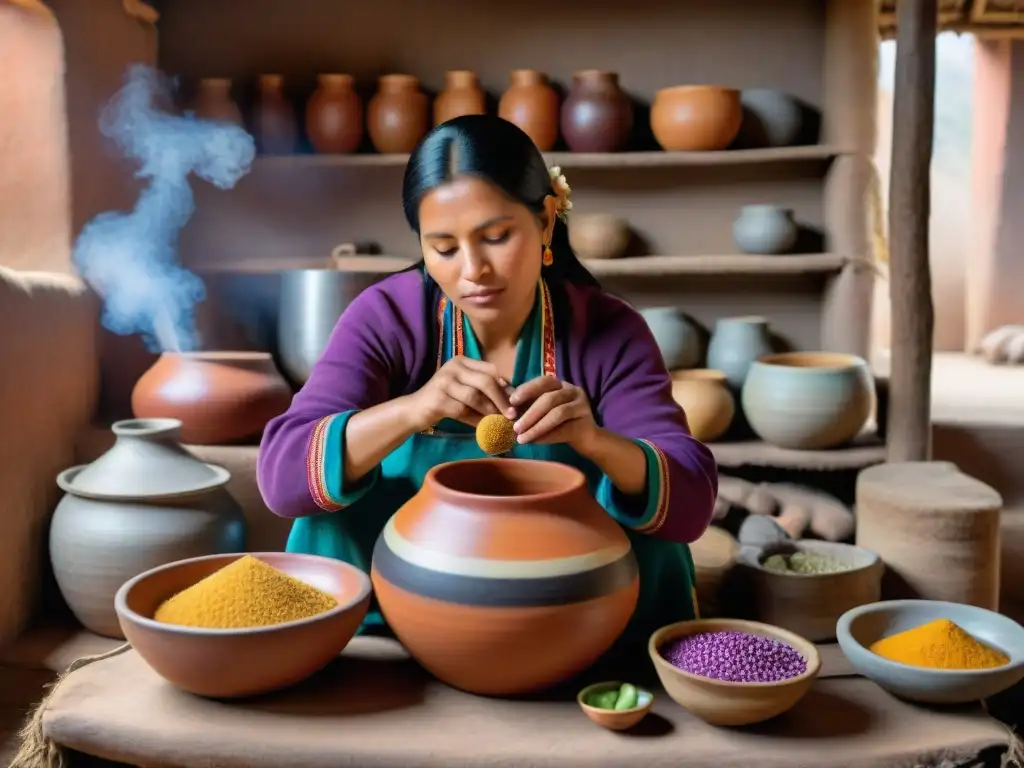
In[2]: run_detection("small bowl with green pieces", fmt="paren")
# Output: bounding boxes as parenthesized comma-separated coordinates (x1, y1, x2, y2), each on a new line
(577, 681, 654, 730)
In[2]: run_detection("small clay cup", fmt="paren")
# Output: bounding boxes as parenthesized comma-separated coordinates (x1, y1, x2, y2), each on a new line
(577, 681, 654, 730)
(116, 552, 371, 698)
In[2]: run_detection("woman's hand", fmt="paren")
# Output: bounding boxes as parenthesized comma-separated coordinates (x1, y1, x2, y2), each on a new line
(410, 356, 516, 431)
(509, 376, 598, 449)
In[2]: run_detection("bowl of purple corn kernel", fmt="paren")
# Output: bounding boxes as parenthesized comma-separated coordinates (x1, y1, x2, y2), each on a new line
(648, 618, 820, 726)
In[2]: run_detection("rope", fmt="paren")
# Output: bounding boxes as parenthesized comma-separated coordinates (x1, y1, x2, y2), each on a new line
(979, 700, 1024, 768)
(8, 643, 132, 768)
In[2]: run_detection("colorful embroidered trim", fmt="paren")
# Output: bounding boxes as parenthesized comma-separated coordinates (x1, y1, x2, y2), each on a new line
(538, 279, 556, 379)
(634, 438, 670, 534)
(307, 415, 344, 512)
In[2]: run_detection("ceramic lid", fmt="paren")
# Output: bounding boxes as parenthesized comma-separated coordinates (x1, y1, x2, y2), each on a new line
(57, 418, 231, 500)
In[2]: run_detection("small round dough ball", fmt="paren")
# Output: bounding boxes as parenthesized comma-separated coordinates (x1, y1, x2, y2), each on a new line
(476, 414, 516, 455)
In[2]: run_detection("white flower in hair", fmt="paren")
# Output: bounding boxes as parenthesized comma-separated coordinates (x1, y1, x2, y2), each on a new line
(548, 165, 573, 222)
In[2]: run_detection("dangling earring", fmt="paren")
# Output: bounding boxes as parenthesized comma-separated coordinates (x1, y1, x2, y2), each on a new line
(542, 245, 554, 267)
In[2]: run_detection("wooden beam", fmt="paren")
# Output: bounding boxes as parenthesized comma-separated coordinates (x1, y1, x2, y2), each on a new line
(886, 0, 937, 462)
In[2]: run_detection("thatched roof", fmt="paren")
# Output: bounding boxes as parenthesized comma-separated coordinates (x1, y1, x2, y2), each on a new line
(879, 0, 1024, 38)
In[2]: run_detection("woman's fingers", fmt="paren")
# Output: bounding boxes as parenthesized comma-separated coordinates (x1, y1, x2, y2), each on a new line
(446, 381, 499, 418)
(516, 402, 578, 444)
(509, 375, 562, 407)
(514, 386, 574, 436)
(455, 367, 514, 417)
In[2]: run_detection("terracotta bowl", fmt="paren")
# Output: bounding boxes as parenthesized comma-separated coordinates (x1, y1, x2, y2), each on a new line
(577, 681, 654, 730)
(115, 552, 372, 698)
(650, 85, 743, 152)
(648, 618, 820, 726)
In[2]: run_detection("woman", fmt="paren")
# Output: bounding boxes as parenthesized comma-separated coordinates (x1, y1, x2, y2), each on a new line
(257, 114, 718, 653)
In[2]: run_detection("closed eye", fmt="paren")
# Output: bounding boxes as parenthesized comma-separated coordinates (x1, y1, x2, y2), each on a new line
(482, 231, 511, 245)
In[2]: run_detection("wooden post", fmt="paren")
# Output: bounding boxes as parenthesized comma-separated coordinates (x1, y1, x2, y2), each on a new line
(886, 0, 937, 462)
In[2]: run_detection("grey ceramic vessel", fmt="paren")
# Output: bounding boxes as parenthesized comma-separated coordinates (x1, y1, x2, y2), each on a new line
(836, 599, 1024, 704)
(639, 307, 703, 370)
(732, 205, 798, 255)
(740, 88, 803, 147)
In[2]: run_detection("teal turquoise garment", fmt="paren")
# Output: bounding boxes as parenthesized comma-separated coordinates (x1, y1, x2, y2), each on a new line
(287, 288, 698, 651)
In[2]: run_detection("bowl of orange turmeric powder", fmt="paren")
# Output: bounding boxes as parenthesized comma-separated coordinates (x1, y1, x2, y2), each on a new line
(836, 599, 1024, 704)
(115, 552, 372, 698)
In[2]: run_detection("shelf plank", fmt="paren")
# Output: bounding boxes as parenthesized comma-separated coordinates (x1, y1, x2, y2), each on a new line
(586, 254, 847, 276)
(198, 253, 848, 276)
(250, 145, 846, 171)
(710, 434, 886, 471)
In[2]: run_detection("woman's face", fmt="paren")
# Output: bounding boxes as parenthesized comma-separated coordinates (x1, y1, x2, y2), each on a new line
(418, 176, 555, 324)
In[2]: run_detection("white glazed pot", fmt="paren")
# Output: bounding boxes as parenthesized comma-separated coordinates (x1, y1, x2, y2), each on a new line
(741, 352, 875, 450)
(733, 205, 798, 255)
(49, 418, 247, 638)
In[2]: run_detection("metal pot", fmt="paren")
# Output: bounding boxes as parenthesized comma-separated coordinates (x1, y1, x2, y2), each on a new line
(277, 245, 413, 385)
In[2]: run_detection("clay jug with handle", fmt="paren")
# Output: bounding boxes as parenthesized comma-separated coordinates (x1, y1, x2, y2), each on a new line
(434, 70, 486, 125)
(307, 73, 363, 154)
(367, 74, 429, 154)
(498, 69, 559, 151)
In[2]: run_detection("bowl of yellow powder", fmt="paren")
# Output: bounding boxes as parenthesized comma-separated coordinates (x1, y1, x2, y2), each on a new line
(115, 552, 372, 698)
(836, 599, 1024, 704)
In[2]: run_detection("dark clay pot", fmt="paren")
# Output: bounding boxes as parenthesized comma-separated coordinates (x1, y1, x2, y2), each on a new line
(253, 74, 298, 155)
(560, 70, 633, 153)
(306, 73, 363, 154)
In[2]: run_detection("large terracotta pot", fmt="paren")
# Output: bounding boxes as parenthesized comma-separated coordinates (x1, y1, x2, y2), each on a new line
(741, 352, 875, 450)
(671, 369, 735, 442)
(561, 70, 633, 153)
(367, 74, 429, 154)
(498, 69, 559, 152)
(371, 459, 639, 694)
(132, 351, 293, 445)
(191, 77, 243, 126)
(253, 74, 298, 155)
(651, 85, 742, 152)
(50, 418, 246, 638)
(306, 73, 363, 154)
(434, 70, 486, 126)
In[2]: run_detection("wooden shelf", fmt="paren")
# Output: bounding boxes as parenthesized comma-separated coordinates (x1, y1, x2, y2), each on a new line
(251, 145, 846, 171)
(711, 434, 886, 471)
(198, 253, 848, 277)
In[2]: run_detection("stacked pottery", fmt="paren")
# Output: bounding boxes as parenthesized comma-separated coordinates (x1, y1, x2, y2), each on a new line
(371, 459, 639, 695)
(50, 418, 246, 638)
(733, 205, 799, 255)
(670, 370, 735, 443)
(561, 70, 633, 153)
(498, 69, 559, 151)
(367, 74, 430, 154)
(640, 307, 702, 370)
(131, 351, 293, 445)
(306, 73, 363, 154)
(191, 78, 243, 126)
(434, 70, 486, 125)
(651, 86, 742, 152)
(253, 74, 298, 155)
(706, 316, 774, 391)
(742, 352, 875, 450)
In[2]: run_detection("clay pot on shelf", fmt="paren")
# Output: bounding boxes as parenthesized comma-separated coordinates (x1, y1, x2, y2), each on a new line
(306, 73, 363, 154)
(191, 77, 243, 126)
(706, 315, 774, 391)
(651, 85, 743, 152)
(367, 74, 429, 154)
(434, 70, 486, 126)
(131, 351, 293, 445)
(50, 418, 246, 639)
(371, 459, 639, 695)
(498, 69, 559, 152)
(561, 70, 633, 153)
(670, 369, 736, 443)
(568, 213, 630, 260)
(253, 74, 298, 155)
(733, 205, 799, 255)
(740, 88, 804, 148)
(741, 352, 875, 450)
(640, 307, 703, 370)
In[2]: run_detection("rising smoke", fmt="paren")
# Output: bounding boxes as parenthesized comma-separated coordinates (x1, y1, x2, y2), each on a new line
(73, 64, 255, 352)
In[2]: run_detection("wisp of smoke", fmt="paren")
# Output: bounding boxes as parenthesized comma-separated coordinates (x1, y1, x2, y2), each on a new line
(72, 64, 256, 352)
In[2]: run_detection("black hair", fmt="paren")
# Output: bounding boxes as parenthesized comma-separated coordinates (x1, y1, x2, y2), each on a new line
(401, 114, 599, 289)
